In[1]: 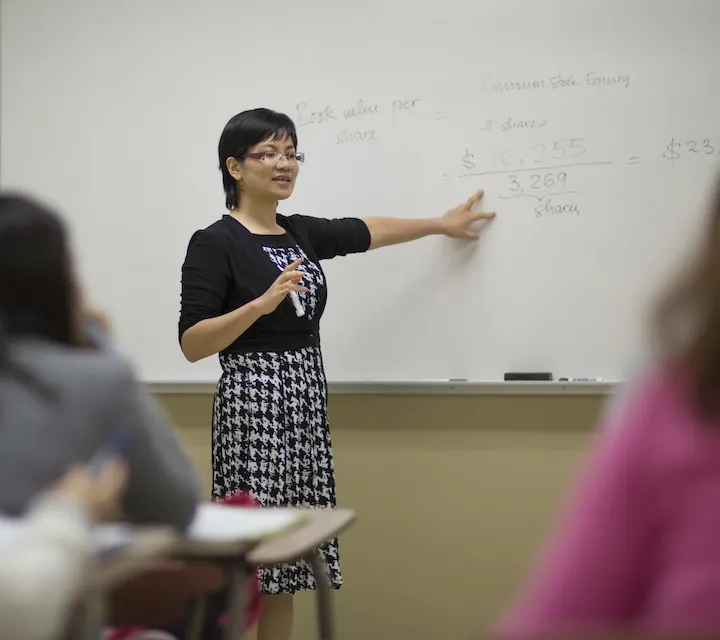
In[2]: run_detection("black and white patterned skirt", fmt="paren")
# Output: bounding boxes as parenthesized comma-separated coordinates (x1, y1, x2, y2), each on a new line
(211, 347, 341, 594)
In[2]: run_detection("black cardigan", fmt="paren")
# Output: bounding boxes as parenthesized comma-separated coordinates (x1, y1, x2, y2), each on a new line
(179, 214, 371, 355)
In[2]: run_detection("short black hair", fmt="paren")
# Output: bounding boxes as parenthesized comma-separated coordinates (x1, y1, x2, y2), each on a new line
(218, 108, 298, 210)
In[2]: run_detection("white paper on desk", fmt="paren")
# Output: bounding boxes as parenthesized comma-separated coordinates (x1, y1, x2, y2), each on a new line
(0, 517, 21, 544)
(1, 504, 303, 551)
(92, 524, 136, 555)
(92, 506, 303, 548)
(0, 515, 134, 557)
(188, 504, 304, 542)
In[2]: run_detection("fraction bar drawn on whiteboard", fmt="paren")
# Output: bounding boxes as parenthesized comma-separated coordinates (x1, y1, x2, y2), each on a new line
(499, 190, 581, 201)
(459, 160, 615, 179)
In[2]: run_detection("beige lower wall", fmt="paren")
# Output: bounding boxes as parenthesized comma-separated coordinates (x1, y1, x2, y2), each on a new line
(159, 393, 604, 640)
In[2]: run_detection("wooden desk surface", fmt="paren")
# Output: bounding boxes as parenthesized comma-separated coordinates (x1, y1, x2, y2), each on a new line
(249, 508, 355, 565)
(84, 507, 357, 580)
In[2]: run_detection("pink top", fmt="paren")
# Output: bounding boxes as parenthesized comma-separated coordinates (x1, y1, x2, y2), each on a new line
(496, 368, 720, 638)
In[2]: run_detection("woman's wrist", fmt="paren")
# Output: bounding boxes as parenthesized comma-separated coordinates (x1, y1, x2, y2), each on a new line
(430, 216, 449, 236)
(244, 297, 266, 319)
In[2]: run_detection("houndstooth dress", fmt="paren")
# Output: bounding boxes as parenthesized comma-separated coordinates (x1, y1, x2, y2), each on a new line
(211, 242, 341, 594)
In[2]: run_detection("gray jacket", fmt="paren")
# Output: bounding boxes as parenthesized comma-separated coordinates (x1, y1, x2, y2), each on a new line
(0, 338, 199, 531)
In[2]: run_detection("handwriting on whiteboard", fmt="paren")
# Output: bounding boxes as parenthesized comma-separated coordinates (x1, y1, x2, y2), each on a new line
(479, 118, 548, 133)
(296, 97, 421, 145)
(291, 72, 717, 220)
(663, 138, 717, 167)
(500, 171, 581, 218)
(294, 69, 631, 147)
(463, 138, 590, 171)
(482, 72, 631, 93)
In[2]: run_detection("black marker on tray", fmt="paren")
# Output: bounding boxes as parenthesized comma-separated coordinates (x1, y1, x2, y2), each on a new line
(504, 372, 553, 381)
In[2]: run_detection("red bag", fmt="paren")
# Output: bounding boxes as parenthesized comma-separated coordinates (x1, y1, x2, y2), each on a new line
(214, 491, 263, 631)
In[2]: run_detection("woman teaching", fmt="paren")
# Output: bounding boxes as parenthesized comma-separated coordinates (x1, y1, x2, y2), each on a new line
(179, 107, 494, 639)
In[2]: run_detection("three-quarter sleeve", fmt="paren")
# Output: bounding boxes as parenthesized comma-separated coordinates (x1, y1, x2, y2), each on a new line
(179, 229, 231, 343)
(294, 215, 371, 260)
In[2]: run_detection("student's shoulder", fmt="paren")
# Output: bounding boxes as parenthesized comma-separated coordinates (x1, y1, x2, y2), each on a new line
(600, 361, 690, 458)
(10, 339, 137, 397)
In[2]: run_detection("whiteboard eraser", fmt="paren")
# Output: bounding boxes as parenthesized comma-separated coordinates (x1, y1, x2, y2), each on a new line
(504, 372, 553, 381)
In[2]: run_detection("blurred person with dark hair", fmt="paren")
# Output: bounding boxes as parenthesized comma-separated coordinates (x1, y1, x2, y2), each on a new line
(0, 192, 199, 528)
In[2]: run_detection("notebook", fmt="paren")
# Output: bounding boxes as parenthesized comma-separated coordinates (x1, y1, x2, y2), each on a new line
(186, 503, 306, 542)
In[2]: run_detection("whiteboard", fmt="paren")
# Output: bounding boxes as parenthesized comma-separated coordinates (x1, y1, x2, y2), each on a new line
(2, 0, 719, 386)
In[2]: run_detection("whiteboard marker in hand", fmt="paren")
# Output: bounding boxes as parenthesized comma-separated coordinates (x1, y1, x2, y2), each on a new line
(278, 261, 305, 317)
(288, 290, 305, 317)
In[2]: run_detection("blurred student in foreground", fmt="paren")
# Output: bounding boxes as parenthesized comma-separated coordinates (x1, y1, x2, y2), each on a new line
(494, 174, 720, 639)
(0, 193, 257, 639)
(0, 460, 127, 640)
(0, 192, 199, 527)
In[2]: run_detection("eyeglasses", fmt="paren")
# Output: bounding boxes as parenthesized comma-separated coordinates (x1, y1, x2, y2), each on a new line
(243, 151, 305, 165)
